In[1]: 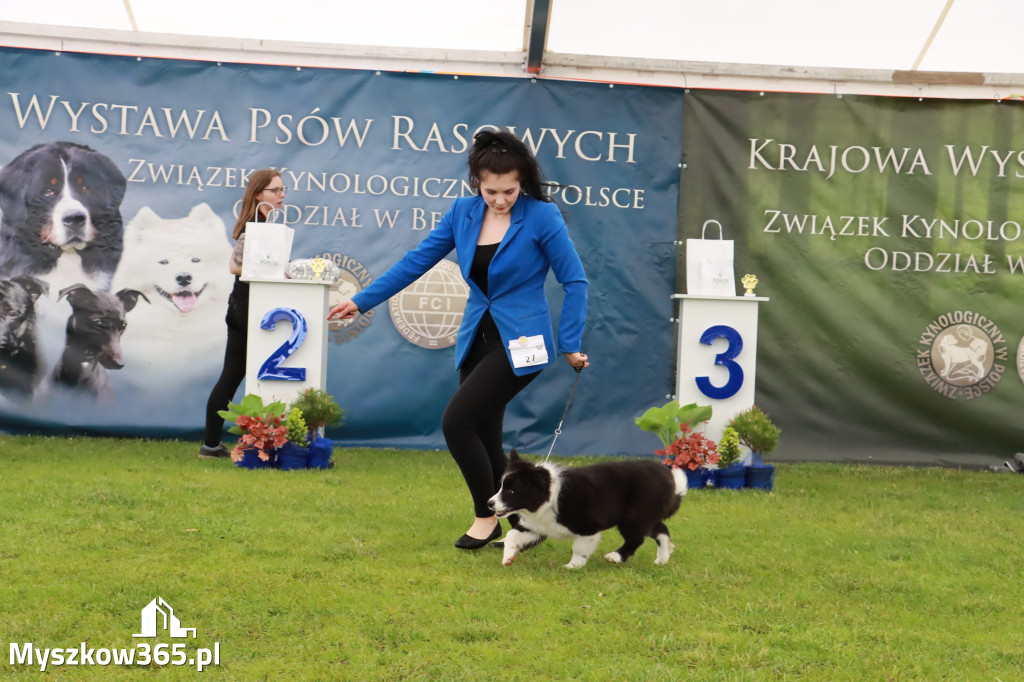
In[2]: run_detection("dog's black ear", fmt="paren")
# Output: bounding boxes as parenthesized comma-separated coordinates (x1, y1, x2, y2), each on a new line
(11, 275, 48, 301)
(0, 144, 65, 219)
(0, 156, 28, 220)
(58, 283, 96, 308)
(115, 289, 149, 313)
(509, 448, 521, 463)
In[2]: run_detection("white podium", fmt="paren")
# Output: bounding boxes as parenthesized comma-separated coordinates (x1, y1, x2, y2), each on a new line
(244, 277, 331, 406)
(672, 294, 768, 448)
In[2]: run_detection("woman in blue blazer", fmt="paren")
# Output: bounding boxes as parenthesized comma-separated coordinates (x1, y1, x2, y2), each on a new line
(328, 130, 589, 549)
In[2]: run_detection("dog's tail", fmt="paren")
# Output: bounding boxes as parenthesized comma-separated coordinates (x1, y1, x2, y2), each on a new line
(671, 467, 688, 497)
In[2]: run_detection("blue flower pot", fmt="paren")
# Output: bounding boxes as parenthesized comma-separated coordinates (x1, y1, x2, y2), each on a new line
(745, 464, 775, 491)
(235, 447, 275, 469)
(684, 467, 711, 490)
(307, 436, 334, 469)
(712, 464, 746, 490)
(276, 441, 310, 471)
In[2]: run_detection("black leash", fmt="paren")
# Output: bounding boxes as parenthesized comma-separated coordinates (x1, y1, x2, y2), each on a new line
(543, 364, 584, 462)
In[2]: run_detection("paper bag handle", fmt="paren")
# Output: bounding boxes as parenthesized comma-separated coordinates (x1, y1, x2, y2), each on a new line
(702, 219, 724, 240)
(255, 201, 286, 224)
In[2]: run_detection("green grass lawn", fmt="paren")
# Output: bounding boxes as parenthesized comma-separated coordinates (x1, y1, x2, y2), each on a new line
(1, 435, 1022, 681)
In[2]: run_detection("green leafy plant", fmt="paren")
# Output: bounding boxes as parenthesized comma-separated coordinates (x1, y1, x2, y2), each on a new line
(635, 400, 713, 449)
(284, 407, 309, 446)
(218, 393, 287, 435)
(718, 426, 742, 468)
(288, 387, 344, 439)
(727, 405, 781, 462)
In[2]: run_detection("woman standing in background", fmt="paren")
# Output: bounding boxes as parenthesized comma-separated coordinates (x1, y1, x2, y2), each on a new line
(199, 169, 286, 458)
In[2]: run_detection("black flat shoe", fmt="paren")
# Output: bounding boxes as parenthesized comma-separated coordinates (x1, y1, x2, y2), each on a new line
(454, 522, 502, 550)
(198, 443, 230, 459)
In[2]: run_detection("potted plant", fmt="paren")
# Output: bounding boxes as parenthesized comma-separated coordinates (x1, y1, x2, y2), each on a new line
(276, 407, 311, 471)
(288, 387, 344, 469)
(726, 405, 781, 491)
(656, 423, 720, 488)
(712, 426, 746, 489)
(217, 394, 288, 469)
(635, 400, 717, 489)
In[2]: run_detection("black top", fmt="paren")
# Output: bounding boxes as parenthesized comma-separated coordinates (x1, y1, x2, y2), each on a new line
(469, 242, 499, 295)
(469, 242, 500, 342)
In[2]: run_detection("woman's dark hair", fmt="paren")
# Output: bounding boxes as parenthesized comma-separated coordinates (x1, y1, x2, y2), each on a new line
(467, 129, 551, 202)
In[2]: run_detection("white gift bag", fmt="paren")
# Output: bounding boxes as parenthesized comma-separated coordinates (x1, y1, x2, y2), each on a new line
(686, 219, 736, 296)
(241, 204, 294, 280)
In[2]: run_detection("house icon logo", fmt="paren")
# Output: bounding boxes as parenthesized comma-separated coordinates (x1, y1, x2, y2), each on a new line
(132, 597, 197, 638)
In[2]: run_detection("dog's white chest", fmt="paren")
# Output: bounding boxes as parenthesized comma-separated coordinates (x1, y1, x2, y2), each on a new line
(48, 251, 110, 293)
(519, 508, 575, 540)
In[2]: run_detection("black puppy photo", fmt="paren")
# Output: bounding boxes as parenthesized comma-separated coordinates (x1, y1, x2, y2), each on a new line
(51, 283, 148, 401)
(0, 275, 49, 401)
(489, 450, 688, 569)
(0, 141, 127, 290)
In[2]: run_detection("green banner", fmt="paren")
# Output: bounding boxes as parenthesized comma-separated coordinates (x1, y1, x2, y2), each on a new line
(683, 91, 1024, 467)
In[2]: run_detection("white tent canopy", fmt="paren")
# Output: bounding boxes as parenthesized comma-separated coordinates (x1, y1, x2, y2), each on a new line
(3, 0, 1024, 98)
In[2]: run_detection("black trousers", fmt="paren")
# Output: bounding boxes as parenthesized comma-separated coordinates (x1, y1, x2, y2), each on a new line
(442, 322, 539, 518)
(203, 293, 248, 447)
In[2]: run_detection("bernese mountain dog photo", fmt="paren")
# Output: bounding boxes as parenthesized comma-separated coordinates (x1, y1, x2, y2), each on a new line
(0, 141, 127, 292)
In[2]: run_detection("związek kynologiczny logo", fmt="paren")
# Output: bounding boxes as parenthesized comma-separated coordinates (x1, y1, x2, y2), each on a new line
(8, 597, 220, 672)
(917, 310, 1007, 400)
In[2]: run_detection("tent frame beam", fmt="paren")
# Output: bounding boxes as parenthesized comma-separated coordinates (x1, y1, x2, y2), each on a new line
(523, 0, 552, 75)
(3, 21, 1022, 100)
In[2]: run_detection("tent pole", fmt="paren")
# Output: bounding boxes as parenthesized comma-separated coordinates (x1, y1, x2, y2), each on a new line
(122, 0, 139, 31)
(911, 0, 955, 71)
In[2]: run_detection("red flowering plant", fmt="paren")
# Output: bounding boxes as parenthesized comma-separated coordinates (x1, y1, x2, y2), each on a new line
(217, 393, 288, 462)
(657, 422, 720, 471)
(230, 414, 288, 462)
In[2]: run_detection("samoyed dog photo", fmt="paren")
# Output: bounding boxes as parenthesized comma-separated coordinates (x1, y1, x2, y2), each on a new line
(110, 203, 234, 399)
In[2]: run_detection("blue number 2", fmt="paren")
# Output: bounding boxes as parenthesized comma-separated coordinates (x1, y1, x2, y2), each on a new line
(695, 324, 743, 399)
(257, 307, 308, 381)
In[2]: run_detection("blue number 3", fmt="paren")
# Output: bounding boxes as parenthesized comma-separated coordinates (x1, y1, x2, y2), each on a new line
(257, 307, 308, 381)
(695, 324, 743, 399)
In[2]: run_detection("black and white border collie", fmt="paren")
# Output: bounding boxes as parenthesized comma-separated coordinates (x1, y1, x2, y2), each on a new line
(0, 141, 127, 292)
(488, 450, 687, 569)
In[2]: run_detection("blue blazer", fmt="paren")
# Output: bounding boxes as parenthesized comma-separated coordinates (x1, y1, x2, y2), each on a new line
(352, 195, 588, 376)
